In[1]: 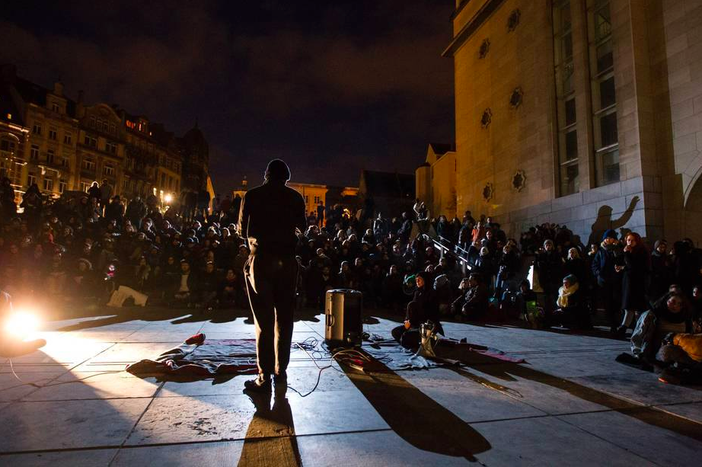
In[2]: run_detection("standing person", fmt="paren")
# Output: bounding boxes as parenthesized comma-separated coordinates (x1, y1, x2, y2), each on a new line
(534, 239, 563, 318)
(238, 159, 306, 393)
(316, 201, 325, 227)
(618, 232, 649, 335)
(100, 179, 113, 216)
(591, 229, 623, 333)
(649, 240, 672, 303)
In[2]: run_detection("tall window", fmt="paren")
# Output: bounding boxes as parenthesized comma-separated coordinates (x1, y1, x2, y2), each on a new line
(59, 180, 67, 194)
(28, 173, 36, 187)
(553, 0, 579, 196)
(82, 159, 96, 172)
(589, 0, 619, 185)
(64, 133, 73, 145)
(30, 145, 39, 160)
(43, 178, 53, 192)
(104, 164, 115, 176)
(32, 123, 42, 135)
(46, 149, 55, 165)
(84, 135, 97, 148)
(49, 128, 57, 140)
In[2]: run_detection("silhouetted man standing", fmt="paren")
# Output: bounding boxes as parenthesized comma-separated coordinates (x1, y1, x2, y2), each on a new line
(239, 159, 306, 392)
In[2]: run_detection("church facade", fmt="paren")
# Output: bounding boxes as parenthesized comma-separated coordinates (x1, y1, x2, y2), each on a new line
(432, 0, 702, 245)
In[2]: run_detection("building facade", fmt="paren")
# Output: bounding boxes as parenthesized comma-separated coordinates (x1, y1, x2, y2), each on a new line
(430, 0, 702, 245)
(0, 65, 207, 206)
(416, 143, 457, 219)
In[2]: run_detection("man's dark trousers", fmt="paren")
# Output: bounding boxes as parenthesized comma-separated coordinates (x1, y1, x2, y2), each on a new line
(245, 252, 298, 376)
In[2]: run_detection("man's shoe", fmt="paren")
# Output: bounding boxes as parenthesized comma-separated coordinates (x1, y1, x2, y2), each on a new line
(244, 374, 271, 393)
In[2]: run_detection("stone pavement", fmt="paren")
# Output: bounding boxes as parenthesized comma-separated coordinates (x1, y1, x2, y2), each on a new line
(1, 307, 701, 466)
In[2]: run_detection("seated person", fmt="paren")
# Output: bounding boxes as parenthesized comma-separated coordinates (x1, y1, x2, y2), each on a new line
(173, 260, 196, 305)
(391, 272, 443, 349)
(618, 293, 692, 370)
(552, 274, 591, 329)
(657, 327, 702, 384)
(515, 279, 538, 320)
(219, 268, 239, 308)
(196, 261, 220, 309)
(460, 273, 489, 321)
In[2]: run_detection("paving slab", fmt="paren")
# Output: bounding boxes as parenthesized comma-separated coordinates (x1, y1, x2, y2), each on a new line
(523, 351, 649, 378)
(22, 371, 162, 401)
(72, 342, 180, 372)
(0, 398, 151, 452)
(0, 448, 117, 466)
(0, 372, 62, 402)
(125, 394, 256, 445)
(400, 367, 547, 422)
(570, 374, 702, 406)
(1, 337, 113, 369)
(655, 402, 702, 423)
(455, 364, 637, 415)
(112, 441, 243, 466)
(557, 409, 702, 466)
(287, 388, 389, 436)
(470, 416, 656, 466)
(296, 430, 472, 467)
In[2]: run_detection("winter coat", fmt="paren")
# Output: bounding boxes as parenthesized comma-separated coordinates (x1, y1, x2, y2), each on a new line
(622, 247, 649, 311)
(591, 243, 622, 287)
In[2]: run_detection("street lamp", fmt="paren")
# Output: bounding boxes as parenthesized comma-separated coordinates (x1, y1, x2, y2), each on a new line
(164, 193, 173, 204)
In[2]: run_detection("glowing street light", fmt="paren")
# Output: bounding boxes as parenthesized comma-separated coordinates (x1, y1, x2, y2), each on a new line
(164, 193, 173, 204)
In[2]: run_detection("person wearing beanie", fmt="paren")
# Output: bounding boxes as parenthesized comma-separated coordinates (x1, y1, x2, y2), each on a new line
(391, 271, 443, 349)
(591, 228, 624, 334)
(238, 159, 306, 393)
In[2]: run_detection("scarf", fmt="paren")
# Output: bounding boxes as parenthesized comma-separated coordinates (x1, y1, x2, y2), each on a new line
(557, 282, 579, 308)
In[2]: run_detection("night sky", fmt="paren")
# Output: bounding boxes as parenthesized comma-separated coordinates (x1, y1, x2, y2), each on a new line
(0, 0, 455, 192)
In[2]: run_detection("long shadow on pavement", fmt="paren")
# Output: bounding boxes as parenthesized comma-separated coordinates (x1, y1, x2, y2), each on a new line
(339, 356, 491, 462)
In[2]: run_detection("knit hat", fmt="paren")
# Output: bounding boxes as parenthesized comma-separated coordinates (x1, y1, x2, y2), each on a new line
(602, 229, 618, 241)
(564, 274, 578, 284)
(264, 159, 291, 181)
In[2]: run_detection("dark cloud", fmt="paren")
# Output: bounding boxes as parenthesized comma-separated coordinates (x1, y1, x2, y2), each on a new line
(0, 0, 455, 189)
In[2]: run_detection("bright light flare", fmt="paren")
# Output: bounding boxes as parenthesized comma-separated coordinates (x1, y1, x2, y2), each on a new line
(164, 193, 173, 204)
(4, 311, 41, 340)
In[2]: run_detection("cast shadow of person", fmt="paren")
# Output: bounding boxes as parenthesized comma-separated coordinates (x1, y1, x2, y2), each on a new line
(587, 195, 639, 247)
(238, 387, 302, 467)
(339, 357, 491, 462)
(444, 345, 702, 444)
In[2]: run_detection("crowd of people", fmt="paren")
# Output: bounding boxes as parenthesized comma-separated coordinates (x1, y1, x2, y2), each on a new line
(1, 179, 701, 382)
